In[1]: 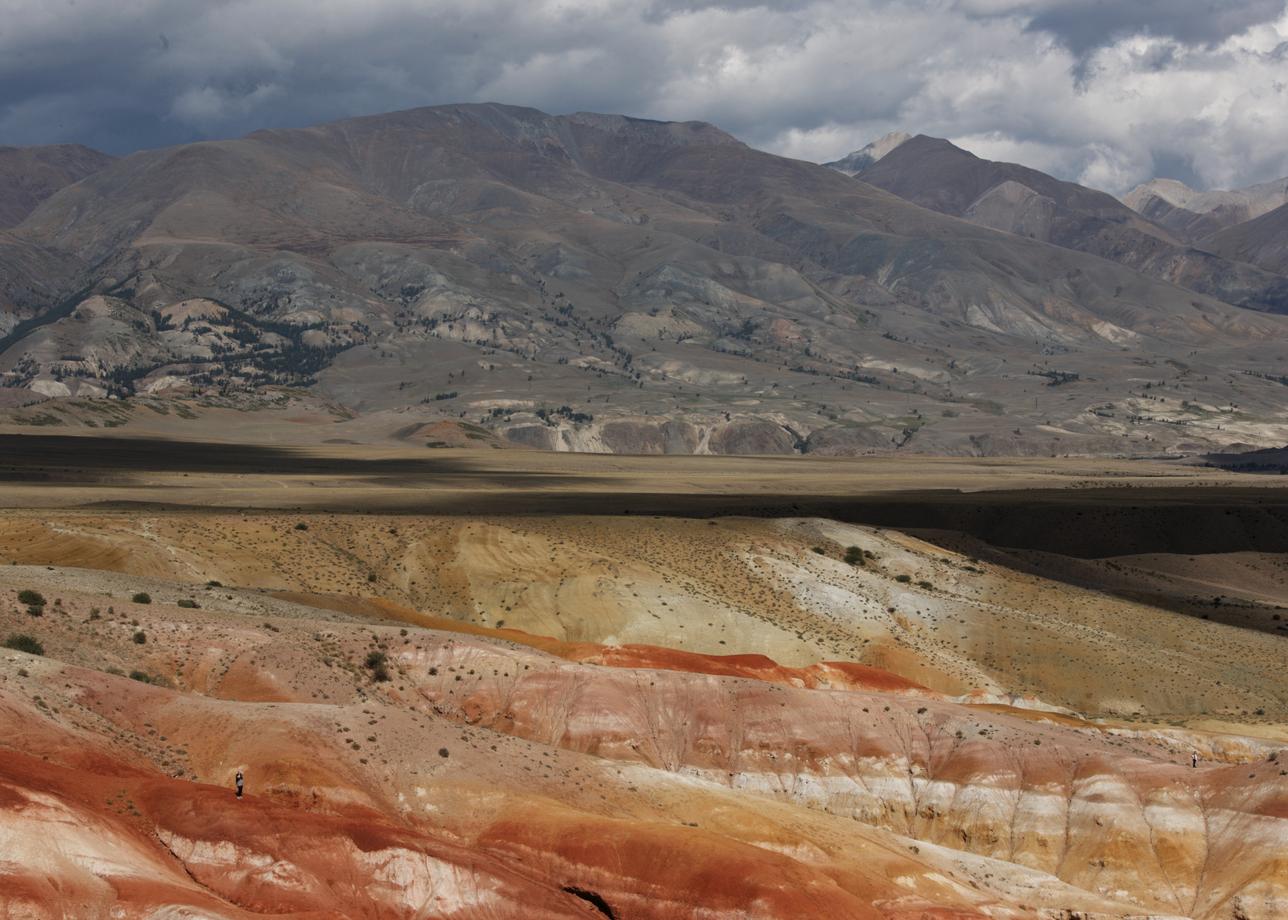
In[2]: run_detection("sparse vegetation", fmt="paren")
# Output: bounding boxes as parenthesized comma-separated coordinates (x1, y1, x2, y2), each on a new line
(132, 593, 152, 604)
(4, 634, 44, 655)
(364, 650, 391, 682)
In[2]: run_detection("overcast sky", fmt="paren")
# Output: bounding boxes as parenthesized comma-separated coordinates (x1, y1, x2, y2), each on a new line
(2, 0, 1287, 193)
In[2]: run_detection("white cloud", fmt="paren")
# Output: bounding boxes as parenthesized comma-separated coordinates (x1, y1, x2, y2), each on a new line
(0, 0, 1285, 193)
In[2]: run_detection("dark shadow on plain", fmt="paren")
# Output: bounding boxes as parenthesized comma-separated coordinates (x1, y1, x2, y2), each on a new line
(0, 434, 601, 487)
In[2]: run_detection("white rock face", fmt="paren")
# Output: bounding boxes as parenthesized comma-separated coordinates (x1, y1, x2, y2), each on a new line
(826, 131, 913, 175)
(1123, 176, 1288, 224)
(29, 378, 71, 397)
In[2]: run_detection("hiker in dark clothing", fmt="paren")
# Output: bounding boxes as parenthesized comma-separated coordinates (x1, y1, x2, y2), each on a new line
(1191, 752, 1198, 768)
(235, 770, 244, 798)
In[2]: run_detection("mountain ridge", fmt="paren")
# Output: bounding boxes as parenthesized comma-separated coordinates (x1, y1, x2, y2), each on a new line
(3, 103, 1288, 455)
(1124, 174, 1288, 241)
(833, 133, 1288, 315)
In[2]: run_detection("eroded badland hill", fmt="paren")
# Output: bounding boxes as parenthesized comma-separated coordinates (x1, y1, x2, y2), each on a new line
(0, 442, 1286, 918)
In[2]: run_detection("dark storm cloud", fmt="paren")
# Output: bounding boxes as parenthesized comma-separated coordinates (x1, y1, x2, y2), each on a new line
(1, 0, 1286, 193)
(1019, 0, 1288, 56)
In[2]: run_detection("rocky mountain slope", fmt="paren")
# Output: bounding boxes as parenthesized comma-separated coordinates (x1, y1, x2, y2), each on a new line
(837, 135, 1288, 314)
(0, 144, 113, 227)
(1124, 176, 1288, 242)
(1204, 201, 1288, 277)
(3, 105, 1288, 454)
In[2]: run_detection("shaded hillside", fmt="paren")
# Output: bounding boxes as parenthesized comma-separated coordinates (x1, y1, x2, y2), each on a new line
(1205, 201, 1288, 276)
(0, 144, 113, 227)
(848, 134, 1288, 313)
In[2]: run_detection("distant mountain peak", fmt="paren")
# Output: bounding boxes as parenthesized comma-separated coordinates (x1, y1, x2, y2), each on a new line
(824, 131, 912, 176)
(1122, 174, 1288, 240)
(1123, 177, 1201, 211)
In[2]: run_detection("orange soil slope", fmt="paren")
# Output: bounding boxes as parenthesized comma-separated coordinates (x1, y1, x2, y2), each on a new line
(2, 511, 1285, 723)
(2, 573, 1285, 918)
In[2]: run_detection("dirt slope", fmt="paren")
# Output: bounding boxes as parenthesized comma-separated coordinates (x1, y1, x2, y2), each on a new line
(3, 565, 1283, 918)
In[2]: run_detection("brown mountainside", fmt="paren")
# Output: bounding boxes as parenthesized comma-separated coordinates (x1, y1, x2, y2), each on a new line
(0, 143, 113, 228)
(844, 134, 1288, 315)
(2, 105, 1288, 454)
(1205, 201, 1288, 277)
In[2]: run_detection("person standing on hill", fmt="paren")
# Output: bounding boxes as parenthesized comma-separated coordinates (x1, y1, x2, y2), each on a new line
(235, 770, 245, 798)
(1191, 752, 1199, 768)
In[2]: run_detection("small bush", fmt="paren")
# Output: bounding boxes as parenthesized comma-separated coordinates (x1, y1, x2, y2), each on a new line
(811, 546, 826, 555)
(129, 670, 152, 684)
(917, 580, 934, 590)
(89, 608, 101, 620)
(17, 590, 45, 606)
(177, 599, 199, 609)
(843, 546, 864, 566)
(294, 522, 309, 531)
(206, 580, 222, 587)
(894, 574, 912, 584)
(132, 630, 147, 644)
(3, 634, 43, 655)
(365, 650, 391, 682)
(132, 593, 152, 604)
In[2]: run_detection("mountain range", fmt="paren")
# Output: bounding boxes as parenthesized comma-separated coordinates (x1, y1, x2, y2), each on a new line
(2, 103, 1287, 455)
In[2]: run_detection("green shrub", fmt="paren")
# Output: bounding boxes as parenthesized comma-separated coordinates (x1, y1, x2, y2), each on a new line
(129, 670, 152, 683)
(17, 590, 45, 606)
(177, 599, 199, 609)
(294, 522, 308, 531)
(3, 634, 43, 655)
(132, 631, 147, 644)
(132, 593, 152, 604)
(365, 650, 391, 682)
(811, 546, 826, 555)
(843, 546, 864, 565)
(894, 574, 912, 584)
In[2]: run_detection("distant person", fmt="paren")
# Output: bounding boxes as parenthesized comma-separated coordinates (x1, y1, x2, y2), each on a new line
(235, 770, 245, 798)
(1191, 752, 1198, 768)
